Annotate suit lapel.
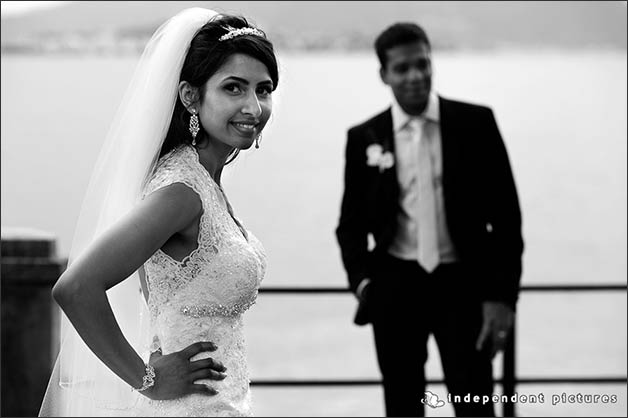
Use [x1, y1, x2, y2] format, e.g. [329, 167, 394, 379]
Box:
[439, 96, 461, 202]
[363, 109, 399, 222]
[368, 109, 397, 186]
[364, 108, 394, 152]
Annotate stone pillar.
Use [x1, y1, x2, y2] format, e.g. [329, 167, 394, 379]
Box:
[1, 227, 64, 417]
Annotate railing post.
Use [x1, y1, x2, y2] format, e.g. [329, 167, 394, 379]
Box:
[1, 227, 63, 417]
[502, 320, 516, 417]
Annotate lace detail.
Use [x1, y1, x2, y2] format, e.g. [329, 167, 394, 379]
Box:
[136, 145, 266, 416]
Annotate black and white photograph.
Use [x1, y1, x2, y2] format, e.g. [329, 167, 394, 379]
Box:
[1, 1, 626, 416]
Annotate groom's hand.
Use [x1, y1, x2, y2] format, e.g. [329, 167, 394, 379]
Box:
[475, 301, 514, 358]
[352, 278, 372, 326]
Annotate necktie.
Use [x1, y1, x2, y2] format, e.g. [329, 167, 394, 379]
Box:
[413, 118, 440, 272]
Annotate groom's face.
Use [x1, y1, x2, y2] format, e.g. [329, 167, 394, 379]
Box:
[380, 41, 432, 115]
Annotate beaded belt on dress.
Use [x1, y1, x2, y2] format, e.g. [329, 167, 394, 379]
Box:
[180, 300, 256, 318]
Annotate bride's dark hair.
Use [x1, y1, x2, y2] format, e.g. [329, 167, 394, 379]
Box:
[160, 14, 279, 161]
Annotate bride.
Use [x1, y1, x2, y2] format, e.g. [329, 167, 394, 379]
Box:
[39, 8, 278, 417]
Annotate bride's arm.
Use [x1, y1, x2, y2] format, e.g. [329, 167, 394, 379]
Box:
[53, 183, 224, 399]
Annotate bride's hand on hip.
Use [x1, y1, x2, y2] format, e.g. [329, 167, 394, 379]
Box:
[144, 341, 227, 400]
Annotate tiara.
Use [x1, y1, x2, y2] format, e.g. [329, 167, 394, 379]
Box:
[219, 26, 264, 42]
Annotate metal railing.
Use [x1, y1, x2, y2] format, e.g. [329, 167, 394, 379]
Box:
[252, 284, 628, 417]
[3, 232, 624, 417]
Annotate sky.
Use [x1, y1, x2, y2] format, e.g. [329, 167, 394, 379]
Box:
[1, 1, 70, 17]
[1, 0, 626, 17]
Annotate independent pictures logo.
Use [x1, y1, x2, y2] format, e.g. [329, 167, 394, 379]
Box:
[421, 391, 446, 409]
[420, 390, 619, 409]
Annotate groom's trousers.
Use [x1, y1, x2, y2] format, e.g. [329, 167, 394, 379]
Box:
[369, 252, 495, 417]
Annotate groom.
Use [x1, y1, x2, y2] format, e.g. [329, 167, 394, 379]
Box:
[335, 22, 524, 417]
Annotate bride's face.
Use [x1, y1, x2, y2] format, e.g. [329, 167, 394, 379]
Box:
[198, 53, 273, 151]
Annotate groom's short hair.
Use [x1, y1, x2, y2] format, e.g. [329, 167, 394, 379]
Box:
[375, 22, 431, 68]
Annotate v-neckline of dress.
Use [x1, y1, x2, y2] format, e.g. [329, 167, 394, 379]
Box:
[186, 145, 250, 242]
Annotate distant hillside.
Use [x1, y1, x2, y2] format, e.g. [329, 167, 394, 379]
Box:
[1, 1, 626, 53]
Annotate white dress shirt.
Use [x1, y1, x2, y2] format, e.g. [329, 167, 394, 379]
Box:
[387, 92, 459, 265]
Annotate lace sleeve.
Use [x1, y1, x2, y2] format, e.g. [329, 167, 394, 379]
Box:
[142, 147, 203, 200]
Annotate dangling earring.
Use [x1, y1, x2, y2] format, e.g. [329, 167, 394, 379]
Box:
[255, 134, 262, 149]
[189, 109, 200, 146]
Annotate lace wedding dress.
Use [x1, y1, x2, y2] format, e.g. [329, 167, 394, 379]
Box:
[135, 144, 266, 416]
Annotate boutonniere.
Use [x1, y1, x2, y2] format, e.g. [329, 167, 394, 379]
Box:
[366, 144, 394, 172]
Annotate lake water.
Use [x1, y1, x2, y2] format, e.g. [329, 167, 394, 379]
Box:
[1, 50, 626, 416]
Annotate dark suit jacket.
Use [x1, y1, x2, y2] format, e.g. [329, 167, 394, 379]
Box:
[335, 96, 524, 323]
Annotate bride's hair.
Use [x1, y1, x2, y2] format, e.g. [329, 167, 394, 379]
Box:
[161, 14, 279, 161]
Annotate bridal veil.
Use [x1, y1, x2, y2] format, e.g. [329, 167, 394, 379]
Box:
[39, 8, 219, 416]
